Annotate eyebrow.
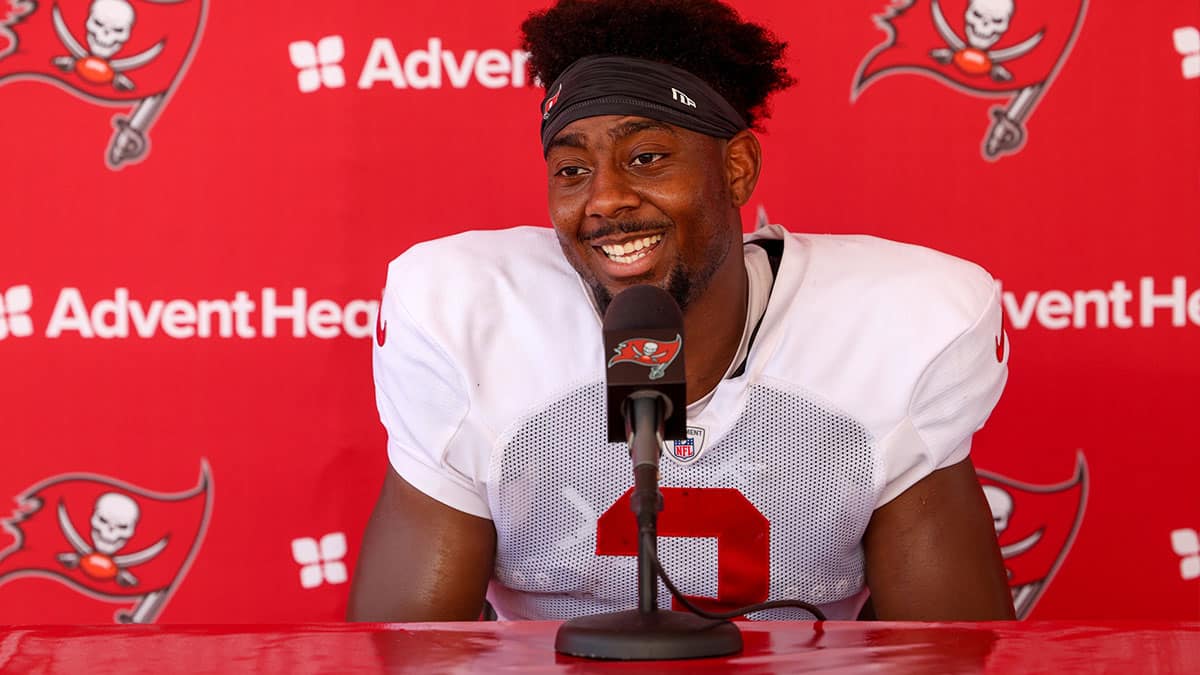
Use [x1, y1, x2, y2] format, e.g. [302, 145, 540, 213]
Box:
[546, 120, 678, 154]
[608, 119, 677, 142]
[546, 132, 588, 153]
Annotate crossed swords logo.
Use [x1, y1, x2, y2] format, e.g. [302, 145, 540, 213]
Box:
[49, 4, 163, 92]
[55, 493, 167, 588]
[41, 1, 175, 167]
[928, 0, 1048, 158]
[928, 0, 1043, 83]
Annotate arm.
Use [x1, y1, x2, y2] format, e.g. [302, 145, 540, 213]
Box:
[863, 456, 1014, 620]
[347, 465, 496, 622]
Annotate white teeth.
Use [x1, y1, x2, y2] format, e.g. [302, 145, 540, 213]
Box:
[609, 250, 649, 264]
[600, 234, 662, 262]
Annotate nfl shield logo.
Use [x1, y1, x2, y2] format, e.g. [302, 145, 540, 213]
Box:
[662, 426, 706, 465]
[671, 438, 695, 460]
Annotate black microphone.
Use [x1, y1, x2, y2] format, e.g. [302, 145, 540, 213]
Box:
[602, 285, 687, 444]
[556, 284, 743, 660]
[601, 284, 687, 616]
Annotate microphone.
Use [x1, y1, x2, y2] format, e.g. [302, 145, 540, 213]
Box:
[602, 285, 686, 617]
[555, 286, 744, 659]
[602, 285, 687, 444]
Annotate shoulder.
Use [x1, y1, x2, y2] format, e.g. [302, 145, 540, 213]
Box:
[765, 227, 999, 349]
[388, 226, 568, 297]
[385, 226, 582, 326]
[379, 226, 603, 425]
[750, 226, 1004, 437]
[795, 230, 995, 321]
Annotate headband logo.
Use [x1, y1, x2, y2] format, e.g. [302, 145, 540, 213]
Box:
[670, 87, 696, 109]
[543, 83, 563, 120]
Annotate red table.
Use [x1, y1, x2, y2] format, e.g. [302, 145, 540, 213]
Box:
[1, 621, 1197, 673]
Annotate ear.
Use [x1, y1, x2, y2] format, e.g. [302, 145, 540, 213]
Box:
[724, 130, 762, 208]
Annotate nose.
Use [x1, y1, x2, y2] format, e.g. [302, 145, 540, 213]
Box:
[585, 166, 640, 219]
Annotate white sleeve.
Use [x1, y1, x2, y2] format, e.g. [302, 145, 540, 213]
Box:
[373, 267, 492, 519]
[877, 281, 1009, 507]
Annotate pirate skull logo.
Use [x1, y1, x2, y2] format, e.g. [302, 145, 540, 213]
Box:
[964, 0, 1013, 50]
[91, 492, 138, 554]
[55, 492, 168, 587]
[983, 484, 1013, 534]
[50, 0, 166, 91]
[929, 0, 1044, 82]
[983, 484, 1043, 559]
[85, 0, 135, 59]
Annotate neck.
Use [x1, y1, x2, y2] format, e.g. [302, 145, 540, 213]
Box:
[683, 238, 748, 405]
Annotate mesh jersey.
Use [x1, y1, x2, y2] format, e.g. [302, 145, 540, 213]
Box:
[373, 224, 1009, 621]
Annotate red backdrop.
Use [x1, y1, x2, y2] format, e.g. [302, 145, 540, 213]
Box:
[1, 0, 1197, 623]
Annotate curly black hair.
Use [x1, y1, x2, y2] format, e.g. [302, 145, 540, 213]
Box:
[520, 0, 795, 131]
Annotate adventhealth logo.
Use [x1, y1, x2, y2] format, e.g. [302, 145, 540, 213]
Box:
[1, 286, 379, 340]
[1173, 528, 1199, 581]
[1175, 27, 1200, 80]
[291, 532, 348, 589]
[287, 35, 530, 93]
[289, 36, 348, 93]
[1000, 276, 1200, 330]
[0, 285, 34, 340]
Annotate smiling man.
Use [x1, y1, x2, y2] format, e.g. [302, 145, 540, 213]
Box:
[349, 0, 1015, 623]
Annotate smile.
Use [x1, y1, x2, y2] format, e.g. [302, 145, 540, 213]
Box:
[598, 234, 663, 265]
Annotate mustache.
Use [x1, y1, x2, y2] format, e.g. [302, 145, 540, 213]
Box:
[581, 220, 671, 243]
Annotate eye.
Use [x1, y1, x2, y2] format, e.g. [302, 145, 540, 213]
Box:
[554, 165, 589, 178]
[630, 152, 665, 167]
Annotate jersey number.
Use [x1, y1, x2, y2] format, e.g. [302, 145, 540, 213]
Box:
[595, 487, 770, 614]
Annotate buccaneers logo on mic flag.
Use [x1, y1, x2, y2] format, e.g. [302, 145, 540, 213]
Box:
[0, 0, 207, 168]
[0, 462, 213, 623]
[978, 452, 1088, 619]
[608, 335, 683, 380]
[853, 0, 1088, 159]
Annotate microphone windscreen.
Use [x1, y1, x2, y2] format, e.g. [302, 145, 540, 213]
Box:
[601, 285, 687, 442]
[602, 284, 684, 332]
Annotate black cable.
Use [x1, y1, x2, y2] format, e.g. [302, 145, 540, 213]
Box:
[650, 547, 827, 622]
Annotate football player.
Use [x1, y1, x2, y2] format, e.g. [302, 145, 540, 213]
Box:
[350, 0, 1015, 622]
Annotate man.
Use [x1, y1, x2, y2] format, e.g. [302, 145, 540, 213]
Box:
[349, 0, 1015, 622]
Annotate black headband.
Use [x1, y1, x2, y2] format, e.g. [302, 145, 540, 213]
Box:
[539, 55, 749, 156]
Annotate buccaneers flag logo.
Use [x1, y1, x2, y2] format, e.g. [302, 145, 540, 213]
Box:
[0, 462, 213, 623]
[978, 451, 1088, 619]
[608, 335, 683, 380]
[853, 0, 1088, 159]
[0, 0, 207, 168]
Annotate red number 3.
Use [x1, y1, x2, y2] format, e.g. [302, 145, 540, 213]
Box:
[595, 487, 770, 614]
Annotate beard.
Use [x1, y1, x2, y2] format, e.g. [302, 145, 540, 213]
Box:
[566, 218, 734, 316]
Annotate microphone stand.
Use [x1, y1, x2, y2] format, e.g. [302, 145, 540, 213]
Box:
[629, 394, 663, 615]
[555, 393, 743, 660]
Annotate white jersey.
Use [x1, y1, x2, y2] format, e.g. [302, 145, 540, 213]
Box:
[373, 224, 1008, 621]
